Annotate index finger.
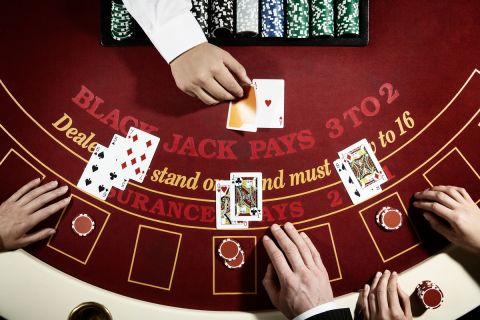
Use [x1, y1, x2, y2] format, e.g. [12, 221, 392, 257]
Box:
[214, 66, 244, 98]
[262, 235, 293, 279]
[270, 224, 305, 271]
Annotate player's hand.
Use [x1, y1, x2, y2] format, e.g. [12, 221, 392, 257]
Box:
[413, 186, 480, 254]
[357, 271, 412, 320]
[0, 178, 71, 252]
[170, 42, 251, 105]
[262, 223, 334, 319]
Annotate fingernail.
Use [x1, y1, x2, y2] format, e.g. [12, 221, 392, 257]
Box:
[284, 222, 293, 229]
[423, 212, 430, 221]
[49, 229, 56, 235]
[300, 232, 308, 238]
[385, 269, 390, 274]
[375, 271, 382, 277]
[271, 224, 280, 230]
[365, 284, 369, 290]
[50, 180, 58, 186]
[61, 185, 69, 192]
[263, 235, 270, 241]
[392, 271, 397, 276]
[64, 196, 72, 203]
[412, 201, 418, 206]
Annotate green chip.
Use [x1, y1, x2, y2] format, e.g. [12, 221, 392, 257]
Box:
[336, 0, 359, 36]
[287, 0, 309, 38]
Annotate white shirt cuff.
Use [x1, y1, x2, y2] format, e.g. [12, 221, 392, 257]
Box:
[149, 11, 207, 63]
[293, 302, 338, 320]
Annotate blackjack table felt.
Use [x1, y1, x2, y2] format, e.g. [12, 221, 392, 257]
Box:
[0, 0, 479, 312]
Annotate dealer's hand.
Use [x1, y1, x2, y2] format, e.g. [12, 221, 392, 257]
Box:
[0, 178, 70, 252]
[414, 186, 480, 255]
[170, 42, 251, 105]
[262, 222, 334, 319]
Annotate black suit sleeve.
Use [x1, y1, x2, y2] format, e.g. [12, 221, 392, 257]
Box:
[305, 308, 353, 320]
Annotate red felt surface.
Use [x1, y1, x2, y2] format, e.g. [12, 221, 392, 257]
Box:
[0, 0, 479, 312]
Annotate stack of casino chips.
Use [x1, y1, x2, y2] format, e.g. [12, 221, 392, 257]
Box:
[210, 0, 235, 38]
[416, 280, 444, 309]
[261, 0, 284, 37]
[376, 206, 403, 231]
[72, 213, 95, 237]
[237, 0, 259, 37]
[110, 0, 134, 41]
[191, 0, 209, 36]
[311, 0, 335, 37]
[218, 238, 245, 269]
[286, 0, 310, 38]
[336, 0, 360, 36]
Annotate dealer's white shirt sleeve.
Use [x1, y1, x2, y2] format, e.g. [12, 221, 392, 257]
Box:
[293, 302, 339, 320]
[122, 0, 207, 63]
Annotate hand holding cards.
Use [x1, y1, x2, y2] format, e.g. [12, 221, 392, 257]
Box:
[77, 127, 160, 200]
[227, 79, 284, 132]
[334, 139, 387, 205]
[215, 172, 263, 229]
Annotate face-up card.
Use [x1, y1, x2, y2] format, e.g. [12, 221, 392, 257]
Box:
[226, 85, 258, 132]
[118, 128, 160, 183]
[215, 180, 249, 229]
[338, 139, 388, 190]
[107, 134, 129, 190]
[229, 172, 262, 221]
[77, 144, 114, 200]
[253, 79, 284, 128]
[334, 159, 381, 205]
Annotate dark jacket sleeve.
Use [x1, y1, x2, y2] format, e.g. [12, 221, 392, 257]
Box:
[305, 308, 353, 320]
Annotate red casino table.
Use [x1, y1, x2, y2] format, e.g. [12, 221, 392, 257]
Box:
[0, 0, 479, 313]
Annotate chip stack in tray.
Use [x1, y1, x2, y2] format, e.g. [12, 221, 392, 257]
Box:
[261, 0, 284, 37]
[110, 0, 134, 41]
[311, 0, 335, 37]
[376, 206, 403, 231]
[191, 0, 209, 36]
[336, 0, 360, 36]
[416, 281, 444, 309]
[210, 0, 235, 37]
[237, 0, 259, 37]
[286, 0, 310, 38]
[218, 238, 245, 269]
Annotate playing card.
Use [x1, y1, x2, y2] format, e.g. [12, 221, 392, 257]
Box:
[118, 127, 160, 183]
[338, 139, 388, 190]
[77, 144, 114, 200]
[230, 172, 263, 221]
[215, 180, 249, 229]
[226, 85, 257, 132]
[334, 159, 381, 205]
[107, 134, 129, 190]
[253, 79, 284, 128]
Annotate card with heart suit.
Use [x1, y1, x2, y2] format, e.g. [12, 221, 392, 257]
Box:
[338, 139, 388, 191]
[215, 180, 249, 229]
[77, 144, 115, 200]
[253, 79, 284, 128]
[107, 134, 130, 190]
[226, 85, 257, 132]
[118, 127, 160, 183]
[230, 172, 263, 221]
[334, 159, 382, 205]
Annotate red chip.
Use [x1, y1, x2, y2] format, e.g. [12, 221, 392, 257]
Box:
[416, 280, 444, 309]
[72, 214, 95, 236]
[224, 249, 245, 269]
[218, 239, 241, 261]
[376, 207, 402, 231]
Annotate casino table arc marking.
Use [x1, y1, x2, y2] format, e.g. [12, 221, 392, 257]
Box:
[0, 70, 479, 230]
[0, 72, 478, 204]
